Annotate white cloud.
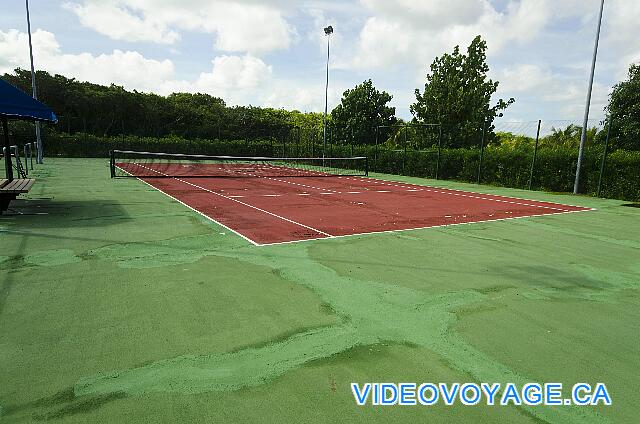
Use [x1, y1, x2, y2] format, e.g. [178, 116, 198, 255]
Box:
[63, 0, 295, 54]
[63, 1, 179, 44]
[495, 63, 610, 119]
[0, 28, 330, 112]
[0, 29, 174, 91]
[349, 0, 551, 71]
[360, 0, 485, 30]
[602, 0, 640, 78]
[497, 64, 554, 94]
[4, 1, 639, 121]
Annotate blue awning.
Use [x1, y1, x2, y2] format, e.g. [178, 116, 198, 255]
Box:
[0, 78, 57, 123]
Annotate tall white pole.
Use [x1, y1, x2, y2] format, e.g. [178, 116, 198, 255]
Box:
[574, 0, 605, 194]
[26, 0, 43, 164]
[323, 26, 332, 162]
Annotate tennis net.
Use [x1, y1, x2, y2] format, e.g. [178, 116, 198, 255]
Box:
[110, 150, 368, 178]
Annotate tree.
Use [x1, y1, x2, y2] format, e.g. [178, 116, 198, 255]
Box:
[330, 79, 396, 145]
[411, 36, 514, 148]
[541, 124, 601, 149]
[604, 63, 640, 150]
[2, 67, 337, 144]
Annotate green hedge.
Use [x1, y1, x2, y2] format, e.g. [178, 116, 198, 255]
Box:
[34, 132, 640, 201]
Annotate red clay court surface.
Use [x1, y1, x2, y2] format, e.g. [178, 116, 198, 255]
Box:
[116, 162, 594, 246]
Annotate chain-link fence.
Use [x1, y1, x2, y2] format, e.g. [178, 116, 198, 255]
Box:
[3, 117, 638, 201]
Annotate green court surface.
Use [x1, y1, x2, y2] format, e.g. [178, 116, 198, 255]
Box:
[1, 158, 638, 423]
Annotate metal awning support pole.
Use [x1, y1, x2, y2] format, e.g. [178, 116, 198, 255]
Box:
[2, 117, 14, 181]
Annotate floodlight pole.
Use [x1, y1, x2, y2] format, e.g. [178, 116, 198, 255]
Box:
[323, 26, 333, 164]
[574, 0, 605, 194]
[26, 0, 43, 164]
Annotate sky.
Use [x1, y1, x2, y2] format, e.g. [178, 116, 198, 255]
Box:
[1, 0, 638, 125]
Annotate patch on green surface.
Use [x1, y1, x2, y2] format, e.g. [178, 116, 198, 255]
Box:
[89, 235, 225, 268]
[23, 249, 81, 267]
[0, 255, 9, 264]
[67, 243, 604, 423]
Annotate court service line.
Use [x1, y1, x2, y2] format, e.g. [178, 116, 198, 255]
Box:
[263, 176, 342, 194]
[211, 188, 417, 199]
[132, 163, 334, 239]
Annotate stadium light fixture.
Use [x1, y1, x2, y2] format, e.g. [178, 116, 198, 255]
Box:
[25, 0, 43, 164]
[323, 26, 333, 162]
[574, 0, 605, 194]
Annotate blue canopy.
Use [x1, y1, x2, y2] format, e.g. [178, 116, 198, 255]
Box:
[0, 78, 57, 122]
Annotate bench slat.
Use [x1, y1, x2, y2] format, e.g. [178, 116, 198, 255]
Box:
[0, 178, 36, 193]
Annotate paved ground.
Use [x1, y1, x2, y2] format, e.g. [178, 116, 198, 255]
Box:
[1, 158, 638, 423]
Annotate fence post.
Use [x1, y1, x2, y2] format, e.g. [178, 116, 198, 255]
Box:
[435, 124, 442, 179]
[597, 116, 613, 197]
[282, 130, 287, 157]
[269, 132, 273, 155]
[403, 125, 407, 175]
[528, 119, 542, 190]
[374, 126, 379, 167]
[476, 120, 487, 184]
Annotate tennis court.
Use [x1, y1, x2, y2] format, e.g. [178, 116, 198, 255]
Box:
[2, 158, 638, 424]
[113, 150, 593, 245]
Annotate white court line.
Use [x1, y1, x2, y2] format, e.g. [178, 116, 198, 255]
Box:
[340, 176, 596, 211]
[115, 165, 260, 246]
[264, 176, 341, 193]
[257, 208, 594, 247]
[339, 176, 593, 212]
[129, 163, 334, 240]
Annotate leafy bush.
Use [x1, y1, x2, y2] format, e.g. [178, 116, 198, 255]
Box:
[26, 132, 640, 202]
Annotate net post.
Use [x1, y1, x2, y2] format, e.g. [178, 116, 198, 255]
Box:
[109, 150, 115, 178]
[597, 115, 612, 197]
[365, 156, 369, 177]
[528, 120, 542, 190]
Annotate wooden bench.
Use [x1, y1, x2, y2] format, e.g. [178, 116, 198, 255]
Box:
[0, 178, 35, 213]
